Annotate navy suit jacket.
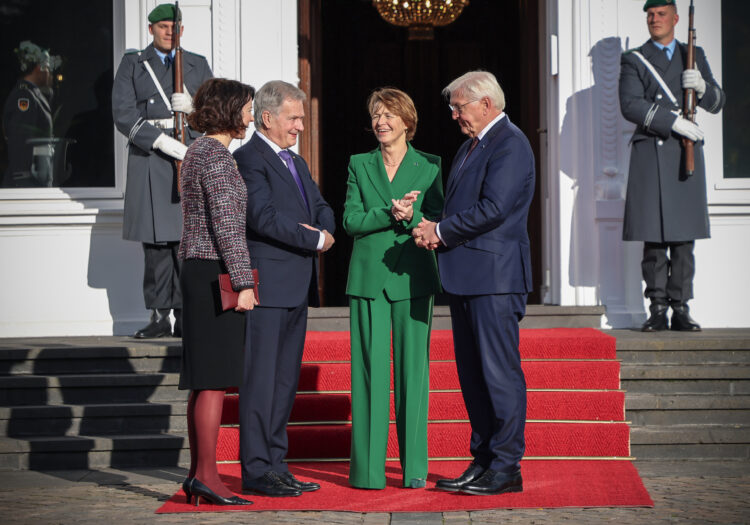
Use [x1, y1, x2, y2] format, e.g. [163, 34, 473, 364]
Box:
[437, 116, 535, 296]
[233, 132, 335, 308]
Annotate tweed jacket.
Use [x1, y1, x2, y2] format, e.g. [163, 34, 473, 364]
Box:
[178, 136, 253, 290]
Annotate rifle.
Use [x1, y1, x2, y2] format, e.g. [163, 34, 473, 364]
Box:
[172, 1, 186, 191]
[682, 0, 696, 177]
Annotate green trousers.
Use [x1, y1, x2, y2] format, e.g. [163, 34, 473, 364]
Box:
[348, 292, 433, 489]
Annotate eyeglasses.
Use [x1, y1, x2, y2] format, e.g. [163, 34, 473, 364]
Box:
[448, 99, 479, 115]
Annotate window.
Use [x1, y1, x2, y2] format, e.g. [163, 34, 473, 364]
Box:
[721, 0, 750, 179]
[0, 0, 114, 189]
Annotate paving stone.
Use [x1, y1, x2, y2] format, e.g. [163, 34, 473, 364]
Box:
[0, 461, 748, 524]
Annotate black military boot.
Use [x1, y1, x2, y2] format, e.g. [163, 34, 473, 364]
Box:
[670, 302, 702, 332]
[134, 309, 172, 338]
[641, 301, 669, 332]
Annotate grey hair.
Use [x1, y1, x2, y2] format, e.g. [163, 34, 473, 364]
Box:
[442, 70, 505, 112]
[253, 80, 307, 131]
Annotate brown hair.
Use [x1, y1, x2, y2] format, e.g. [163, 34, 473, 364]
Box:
[187, 78, 255, 136]
[367, 87, 418, 141]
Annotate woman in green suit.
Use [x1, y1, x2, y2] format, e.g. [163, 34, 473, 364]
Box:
[344, 87, 443, 489]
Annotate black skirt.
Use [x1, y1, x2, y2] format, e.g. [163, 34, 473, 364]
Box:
[178, 258, 245, 390]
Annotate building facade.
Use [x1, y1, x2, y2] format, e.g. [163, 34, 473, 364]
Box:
[0, 0, 746, 337]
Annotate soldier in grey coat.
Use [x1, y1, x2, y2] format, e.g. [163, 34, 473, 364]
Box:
[2, 41, 60, 188]
[112, 3, 212, 338]
[619, 0, 725, 332]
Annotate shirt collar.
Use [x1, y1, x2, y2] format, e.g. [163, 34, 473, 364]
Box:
[476, 112, 505, 141]
[651, 39, 676, 57]
[153, 47, 175, 64]
[256, 129, 285, 155]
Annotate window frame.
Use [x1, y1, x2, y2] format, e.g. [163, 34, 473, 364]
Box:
[0, 0, 126, 203]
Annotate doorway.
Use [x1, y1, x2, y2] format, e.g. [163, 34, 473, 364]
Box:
[300, 0, 542, 305]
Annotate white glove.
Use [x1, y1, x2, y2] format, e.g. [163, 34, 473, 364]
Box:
[171, 92, 194, 114]
[681, 69, 706, 99]
[153, 133, 188, 160]
[671, 117, 704, 142]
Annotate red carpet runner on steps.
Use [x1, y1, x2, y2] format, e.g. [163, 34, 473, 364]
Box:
[158, 328, 653, 513]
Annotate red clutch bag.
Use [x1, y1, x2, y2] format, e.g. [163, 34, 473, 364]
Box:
[218, 270, 259, 311]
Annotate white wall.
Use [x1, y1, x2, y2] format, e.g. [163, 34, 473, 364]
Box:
[0, 0, 299, 337]
[550, 0, 749, 328]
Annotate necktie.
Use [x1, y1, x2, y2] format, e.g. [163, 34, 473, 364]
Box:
[458, 137, 479, 171]
[278, 150, 310, 210]
[164, 54, 173, 67]
[663, 47, 671, 61]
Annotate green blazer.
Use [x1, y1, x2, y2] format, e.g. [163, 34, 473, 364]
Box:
[344, 144, 444, 301]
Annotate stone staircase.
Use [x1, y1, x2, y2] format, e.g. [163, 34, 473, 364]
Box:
[618, 329, 750, 461]
[0, 340, 187, 470]
[1, 311, 748, 470]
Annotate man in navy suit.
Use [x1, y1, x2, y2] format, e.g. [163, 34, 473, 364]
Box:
[413, 71, 535, 495]
[234, 80, 335, 497]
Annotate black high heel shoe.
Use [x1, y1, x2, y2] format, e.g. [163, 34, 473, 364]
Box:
[182, 477, 194, 504]
[190, 478, 253, 506]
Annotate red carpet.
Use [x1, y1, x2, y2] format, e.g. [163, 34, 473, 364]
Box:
[156, 460, 653, 513]
[159, 328, 652, 512]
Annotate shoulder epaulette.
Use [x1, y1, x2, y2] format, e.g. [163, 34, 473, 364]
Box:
[183, 50, 207, 60]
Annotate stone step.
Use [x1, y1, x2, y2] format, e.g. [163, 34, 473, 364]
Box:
[631, 443, 750, 461]
[621, 364, 750, 380]
[621, 379, 750, 395]
[0, 344, 180, 376]
[308, 305, 606, 330]
[0, 373, 186, 406]
[0, 403, 187, 437]
[612, 329, 750, 352]
[630, 424, 750, 460]
[618, 349, 750, 365]
[627, 408, 750, 426]
[625, 393, 750, 410]
[625, 393, 750, 425]
[0, 434, 188, 470]
[630, 424, 750, 445]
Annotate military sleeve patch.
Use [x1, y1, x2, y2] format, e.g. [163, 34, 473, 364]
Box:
[18, 98, 30, 112]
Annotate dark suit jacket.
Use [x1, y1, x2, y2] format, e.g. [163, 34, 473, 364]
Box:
[437, 116, 535, 296]
[233, 132, 335, 308]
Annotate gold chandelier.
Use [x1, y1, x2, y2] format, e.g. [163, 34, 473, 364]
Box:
[373, 0, 470, 41]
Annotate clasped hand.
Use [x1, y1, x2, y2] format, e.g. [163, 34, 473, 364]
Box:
[300, 223, 335, 252]
[391, 190, 420, 222]
[412, 217, 441, 251]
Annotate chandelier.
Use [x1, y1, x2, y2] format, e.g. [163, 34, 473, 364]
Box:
[373, 0, 470, 41]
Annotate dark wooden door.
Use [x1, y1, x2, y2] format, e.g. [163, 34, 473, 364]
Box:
[300, 0, 542, 305]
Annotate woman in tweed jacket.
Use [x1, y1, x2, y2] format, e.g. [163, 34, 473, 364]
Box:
[177, 78, 256, 506]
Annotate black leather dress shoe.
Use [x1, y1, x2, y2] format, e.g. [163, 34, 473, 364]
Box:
[243, 471, 302, 497]
[134, 309, 172, 338]
[670, 303, 702, 331]
[278, 471, 320, 492]
[435, 461, 486, 492]
[460, 469, 523, 496]
[641, 302, 668, 332]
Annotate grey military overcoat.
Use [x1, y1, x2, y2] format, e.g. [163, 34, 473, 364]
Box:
[619, 40, 725, 243]
[112, 44, 212, 243]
